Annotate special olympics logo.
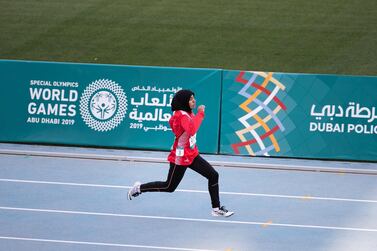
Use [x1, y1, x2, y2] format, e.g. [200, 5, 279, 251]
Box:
[80, 79, 127, 132]
[90, 91, 117, 120]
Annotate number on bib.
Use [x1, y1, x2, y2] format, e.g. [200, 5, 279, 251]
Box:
[176, 147, 184, 157]
[189, 134, 197, 149]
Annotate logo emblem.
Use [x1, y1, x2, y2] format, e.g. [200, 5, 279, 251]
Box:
[231, 71, 287, 156]
[80, 79, 127, 132]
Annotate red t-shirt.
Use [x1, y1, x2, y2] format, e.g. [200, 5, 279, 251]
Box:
[167, 110, 205, 165]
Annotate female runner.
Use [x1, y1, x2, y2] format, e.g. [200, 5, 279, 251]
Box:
[128, 89, 233, 217]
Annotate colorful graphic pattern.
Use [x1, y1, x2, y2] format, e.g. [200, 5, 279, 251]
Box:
[231, 71, 287, 156]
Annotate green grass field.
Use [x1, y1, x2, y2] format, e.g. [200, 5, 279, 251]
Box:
[0, 0, 376, 75]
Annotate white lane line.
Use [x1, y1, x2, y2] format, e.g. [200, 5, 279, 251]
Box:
[0, 236, 218, 251]
[1, 206, 376, 233]
[0, 178, 127, 189]
[0, 149, 127, 161]
[1, 178, 377, 204]
[2, 148, 376, 175]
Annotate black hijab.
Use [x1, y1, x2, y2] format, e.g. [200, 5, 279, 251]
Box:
[171, 89, 194, 113]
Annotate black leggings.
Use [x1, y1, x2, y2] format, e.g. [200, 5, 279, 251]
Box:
[140, 155, 220, 208]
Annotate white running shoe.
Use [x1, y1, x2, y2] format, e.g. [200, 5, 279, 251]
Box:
[127, 181, 141, 200]
[211, 206, 234, 217]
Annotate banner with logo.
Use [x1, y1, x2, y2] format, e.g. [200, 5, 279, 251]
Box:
[0, 60, 222, 153]
[220, 70, 377, 161]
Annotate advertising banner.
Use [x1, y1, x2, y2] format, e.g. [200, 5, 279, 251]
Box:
[0, 60, 221, 153]
[220, 70, 377, 161]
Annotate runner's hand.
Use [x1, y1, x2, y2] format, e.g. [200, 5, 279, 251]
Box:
[198, 105, 205, 113]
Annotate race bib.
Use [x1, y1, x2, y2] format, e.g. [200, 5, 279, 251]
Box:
[176, 147, 184, 157]
[189, 134, 197, 149]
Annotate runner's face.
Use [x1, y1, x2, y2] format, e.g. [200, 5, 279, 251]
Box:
[189, 95, 196, 109]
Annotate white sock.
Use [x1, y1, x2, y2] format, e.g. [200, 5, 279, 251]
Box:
[213, 207, 219, 211]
